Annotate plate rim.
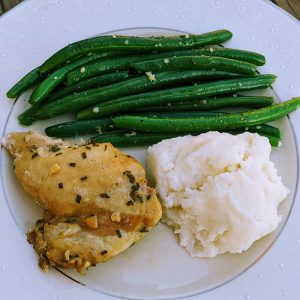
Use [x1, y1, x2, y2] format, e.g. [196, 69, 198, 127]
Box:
[1, 1, 300, 299]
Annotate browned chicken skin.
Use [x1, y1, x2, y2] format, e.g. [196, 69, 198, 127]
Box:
[4, 132, 162, 273]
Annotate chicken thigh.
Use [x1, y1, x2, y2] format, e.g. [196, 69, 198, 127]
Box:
[4, 132, 162, 273]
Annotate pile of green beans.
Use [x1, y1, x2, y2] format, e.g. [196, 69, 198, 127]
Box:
[7, 29, 300, 147]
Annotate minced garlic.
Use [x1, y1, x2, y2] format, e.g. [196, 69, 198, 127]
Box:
[145, 71, 156, 81]
[111, 212, 121, 222]
[84, 215, 98, 228]
[49, 163, 61, 175]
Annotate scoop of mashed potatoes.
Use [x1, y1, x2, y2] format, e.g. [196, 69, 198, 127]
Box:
[147, 132, 289, 257]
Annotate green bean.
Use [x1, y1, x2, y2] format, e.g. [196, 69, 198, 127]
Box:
[77, 75, 276, 119]
[7, 68, 42, 98]
[18, 105, 41, 126]
[242, 124, 281, 138]
[136, 111, 227, 117]
[29, 52, 117, 105]
[66, 47, 260, 84]
[67, 50, 242, 85]
[66, 54, 151, 85]
[67, 48, 265, 85]
[45, 118, 115, 137]
[189, 47, 265, 66]
[130, 96, 274, 112]
[134, 112, 280, 138]
[39, 30, 233, 73]
[90, 132, 183, 146]
[90, 130, 281, 147]
[34, 70, 243, 120]
[47, 71, 134, 101]
[131, 56, 257, 75]
[112, 97, 300, 133]
[44, 112, 223, 137]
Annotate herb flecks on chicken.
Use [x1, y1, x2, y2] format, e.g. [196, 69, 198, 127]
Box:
[4, 132, 162, 273]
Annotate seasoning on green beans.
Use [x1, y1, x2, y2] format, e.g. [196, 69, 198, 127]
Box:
[40, 30, 233, 73]
[77, 75, 276, 119]
[131, 56, 257, 75]
[45, 118, 115, 137]
[130, 96, 274, 113]
[29, 52, 119, 105]
[48, 71, 135, 101]
[7, 68, 42, 99]
[90, 127, 281, 148]
[33, 70, 243, 120]
[112, 97, 300, 133]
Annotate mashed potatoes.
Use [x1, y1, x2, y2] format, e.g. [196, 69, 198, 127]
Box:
[147, 132, 289, 257]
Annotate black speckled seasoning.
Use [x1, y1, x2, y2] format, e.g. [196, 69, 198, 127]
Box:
[140, 226, 149, 233]
[75, 195, 81, 203]
[123, 170, 135, 183]
[116, 229, 122, 238]
[126, 200, 134, 206]
[49, 145, 61, 152]
[100, 193, 110, 198]
[31, 153, 39, 159]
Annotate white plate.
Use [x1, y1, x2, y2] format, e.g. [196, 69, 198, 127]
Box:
[1, 1, 300, 299]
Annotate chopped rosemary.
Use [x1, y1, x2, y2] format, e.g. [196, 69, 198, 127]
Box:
[123, 170, 135, 183]
[80, 176, 88, 181]
[126, 200, 134, 206]
[135, 195, 144, 203]
[69, 162, 76, 167]
[82, 152, 87, 159]
[140, 227, 149, 233]
[101, 250, 108, 255]
[75, 195, 81, 203]
[100, 193, 110, 198]
[31, 153, 39, 159]
[58, 182, 63, 189]
[85, 146, 91, 150]
[49, 145, 61, 152]
[130, 182, 140, 199]
[116, 229, 122, 238]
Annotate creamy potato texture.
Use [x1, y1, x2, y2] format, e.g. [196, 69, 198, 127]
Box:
[148, 132, 289, 257]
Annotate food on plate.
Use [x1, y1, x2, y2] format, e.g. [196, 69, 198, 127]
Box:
[3, 131, 162, 272]
[76, 75, 276, 119]
[28, 52, 116, 105]
[66, 51, 258, 85]
[38, 30, 233, 73]
[33, 70, 248, 120]
[7, 29, 300, 149]
[89, 123, 281, 147]
[131, 55, 257, 75]
[45, 110, 281, 145]
[147, 131, 289, 257]
[113, 97, 300, 133]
